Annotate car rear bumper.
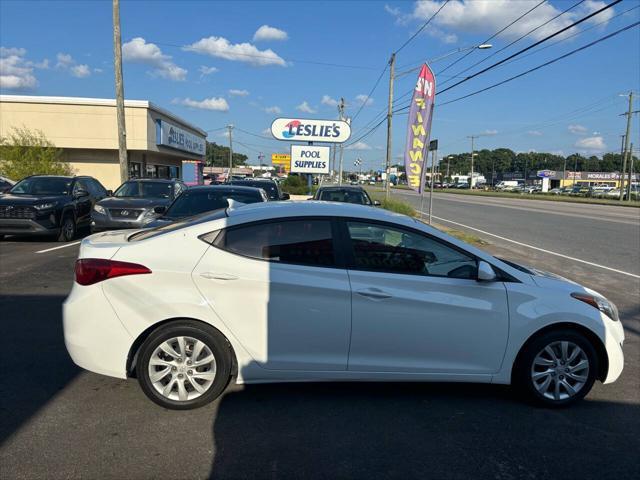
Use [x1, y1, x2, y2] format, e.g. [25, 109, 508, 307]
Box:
[63, 282, 133, 379]
[0, 218, 56, 236]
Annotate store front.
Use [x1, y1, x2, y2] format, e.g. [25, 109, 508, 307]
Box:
[0, 95, 206, 189]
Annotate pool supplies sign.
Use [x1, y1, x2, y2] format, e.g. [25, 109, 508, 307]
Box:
[156, 120, 206, 156]
[271, 118, 351, 143]
[404, 63, 436, 193]
[290, 145, 330, 174]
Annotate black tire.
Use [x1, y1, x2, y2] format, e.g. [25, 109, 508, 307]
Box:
[513, 329, 598, 407]
[136, 320, 232, 410]
[57, 213, 76, 242]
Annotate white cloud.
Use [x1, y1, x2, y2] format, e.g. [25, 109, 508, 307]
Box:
[123, 37, 187, 81]
[228, 89, 249, 96]
[346, 141, 372, 150]
[173, 97, 229, 111]
[296, 101, 316, 114]
[198, 65, 218, 76]
[393, 0, 616, 43]
[56, 53, 74, 68]
[70, 64, 91, 78]
[321, 95, 339, 107]
[265, 106, 282, 114]
[575, 136, 606, 151]
[0, 47, 38, 89]
[355, 94, 374, 107]
[185, 36, 286, 67]
[527, 130, 543, 136]
[483, 129, 498, 135]
[568, 124, 588, 135]
[384, 4, 401, 16]
[253, 25, 289, 42]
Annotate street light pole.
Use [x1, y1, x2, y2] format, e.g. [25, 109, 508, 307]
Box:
[619, 91, 633, 200]
[385, 53, 396, 200]
[467, 135, 478, 189]
[338, 98, 345, 186]
[226, 124, 234, 182]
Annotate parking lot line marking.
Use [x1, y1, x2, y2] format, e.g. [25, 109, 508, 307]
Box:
[36, 241, 81, 254]
[424, 213, 640, 279]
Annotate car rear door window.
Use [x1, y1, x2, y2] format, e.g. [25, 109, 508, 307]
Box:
[345, 221, 477, 279]
[214, 219, 336, 267]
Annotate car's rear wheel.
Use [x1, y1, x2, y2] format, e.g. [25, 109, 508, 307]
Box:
[57, 214, 76, 242]
[136, 321, 232, 410]
[514, 329, 598, 407]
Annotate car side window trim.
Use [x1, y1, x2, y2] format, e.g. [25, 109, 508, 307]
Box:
[208, 216, 346, 270]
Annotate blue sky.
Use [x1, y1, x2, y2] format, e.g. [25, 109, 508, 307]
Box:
[1, 0, 639, 170]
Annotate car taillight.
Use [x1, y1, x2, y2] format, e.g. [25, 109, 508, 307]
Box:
[75, 258, 151, 286]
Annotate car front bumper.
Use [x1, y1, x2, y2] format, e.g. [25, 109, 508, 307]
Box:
[602, 316, 625, 384]
[91, 211, 155, 232]
[0, 218, 57, 236]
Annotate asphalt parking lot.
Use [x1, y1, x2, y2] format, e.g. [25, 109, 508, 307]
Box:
[1, 207, 639, 479]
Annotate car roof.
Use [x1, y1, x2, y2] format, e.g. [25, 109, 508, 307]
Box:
[317, 185, 365, 191]
[184, 185, 264, 193]
[125, 178, 176, 183]
[231, 179, 277, 184]
[227, 200, 416, 227]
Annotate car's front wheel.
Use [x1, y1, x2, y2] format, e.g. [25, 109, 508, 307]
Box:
[57, 214, 76, 242]
[514, 329, 598, 407]
[136, 321, 232, 410]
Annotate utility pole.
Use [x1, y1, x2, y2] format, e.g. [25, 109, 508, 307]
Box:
[385, 53, 396, 200]
[428, 148, 437, 224]
[227, 124, 234, 182]
[112, 0, 128, 183]
[562, 156, 567, 188]
[619, 91, 634, 200]
[338, 98, 345, 185]
[628, 142, 634, 201]
[467, 135, 478, 189]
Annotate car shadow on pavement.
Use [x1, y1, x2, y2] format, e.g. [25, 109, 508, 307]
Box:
[0, 294, 79, 443]
[209, 367, 640, 480]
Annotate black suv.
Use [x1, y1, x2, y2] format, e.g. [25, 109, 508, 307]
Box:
[0, 175, 109, 241]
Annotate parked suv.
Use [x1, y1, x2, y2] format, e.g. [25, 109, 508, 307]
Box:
[91, 178, 186, 232]
[0, 176, 15, 193]
[0, 175, 109, 241]
[229, 178, 290, 201]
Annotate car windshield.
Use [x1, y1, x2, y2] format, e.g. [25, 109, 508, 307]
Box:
[164, 189, 263, 219]
[231, 181, 278, 200]
[10, 177, 72, 195]
[318, 189, 370, 205]
[114, 181, 173, 198]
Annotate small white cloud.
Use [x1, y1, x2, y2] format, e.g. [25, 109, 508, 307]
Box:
[70, 64, 91, 78]
[123, 37, 187, 81]
[527, 130, 543, 136]
[174, 97, 229, 111]
[384, 4, 401, 16]
[321, 95, 339, 107]
[56, 53, 74, 68]
[575, 136, 606, 151]
[346, 141, 372, 151]
[185, 36, 286, 67]
[265, 106, 282, 114]
[228, 89, 249, 96]
[355, 94, 374, 107]
[296, 101, 316, 114]
[0, 47, 38, 89]
[483, 129, 498, 135]
[198, 65, 219, 76]
[568, 124, 588, 135]
[253, 25, 289, 42]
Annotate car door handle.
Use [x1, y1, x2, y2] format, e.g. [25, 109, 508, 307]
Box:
[199, 272, 238, 281]
[356, 289, 392, 300]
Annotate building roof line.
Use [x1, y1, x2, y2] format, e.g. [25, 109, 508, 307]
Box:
[0, 94, 207, 137]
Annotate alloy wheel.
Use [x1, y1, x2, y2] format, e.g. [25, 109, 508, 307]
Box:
[531, 341, 589, 401]
[147, 336, 217, 402]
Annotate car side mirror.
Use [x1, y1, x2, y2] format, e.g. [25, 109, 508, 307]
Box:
[477, 261, 497, 281]
[373, 200, 381, 206]
[74, 189, 89, 198]
[106, 190, 113, 196]
[153, 206, 167, 214]
[281, 193, 290, 200]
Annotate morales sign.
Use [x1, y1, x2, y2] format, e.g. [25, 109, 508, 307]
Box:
[156, 120, 206, 156]
[404, 63, 436, 193]
[271, 118, 351, 143]
[271, 153, 291, 174]
[290, 145, 330, 174]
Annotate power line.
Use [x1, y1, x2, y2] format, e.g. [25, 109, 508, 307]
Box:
[438, 0, 548, 75]
[436, 0, 621, 96]
[437, 22, 640, 107]
[394, 0, 451, 54]
[351, 63, 388, 121]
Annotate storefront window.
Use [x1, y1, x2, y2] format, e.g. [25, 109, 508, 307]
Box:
[146, 164, 158, 178]
[157, 165, 169, 179]
[129, 162, 142, 179]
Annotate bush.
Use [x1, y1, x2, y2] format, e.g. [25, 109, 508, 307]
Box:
[0, 127, 71, 181]
[374, 196, 417, 217]
[281, 175, 316, 195]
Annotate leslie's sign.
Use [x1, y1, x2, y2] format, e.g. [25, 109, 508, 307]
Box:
[271, 118, 351, 143]
[156, 120, 206, 156]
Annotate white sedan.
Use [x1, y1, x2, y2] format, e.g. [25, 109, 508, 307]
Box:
[63, 202, 624, 409]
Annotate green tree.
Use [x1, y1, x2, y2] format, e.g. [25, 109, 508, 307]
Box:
[0, 127, 71, 180]
[205, 141, 248, 167]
